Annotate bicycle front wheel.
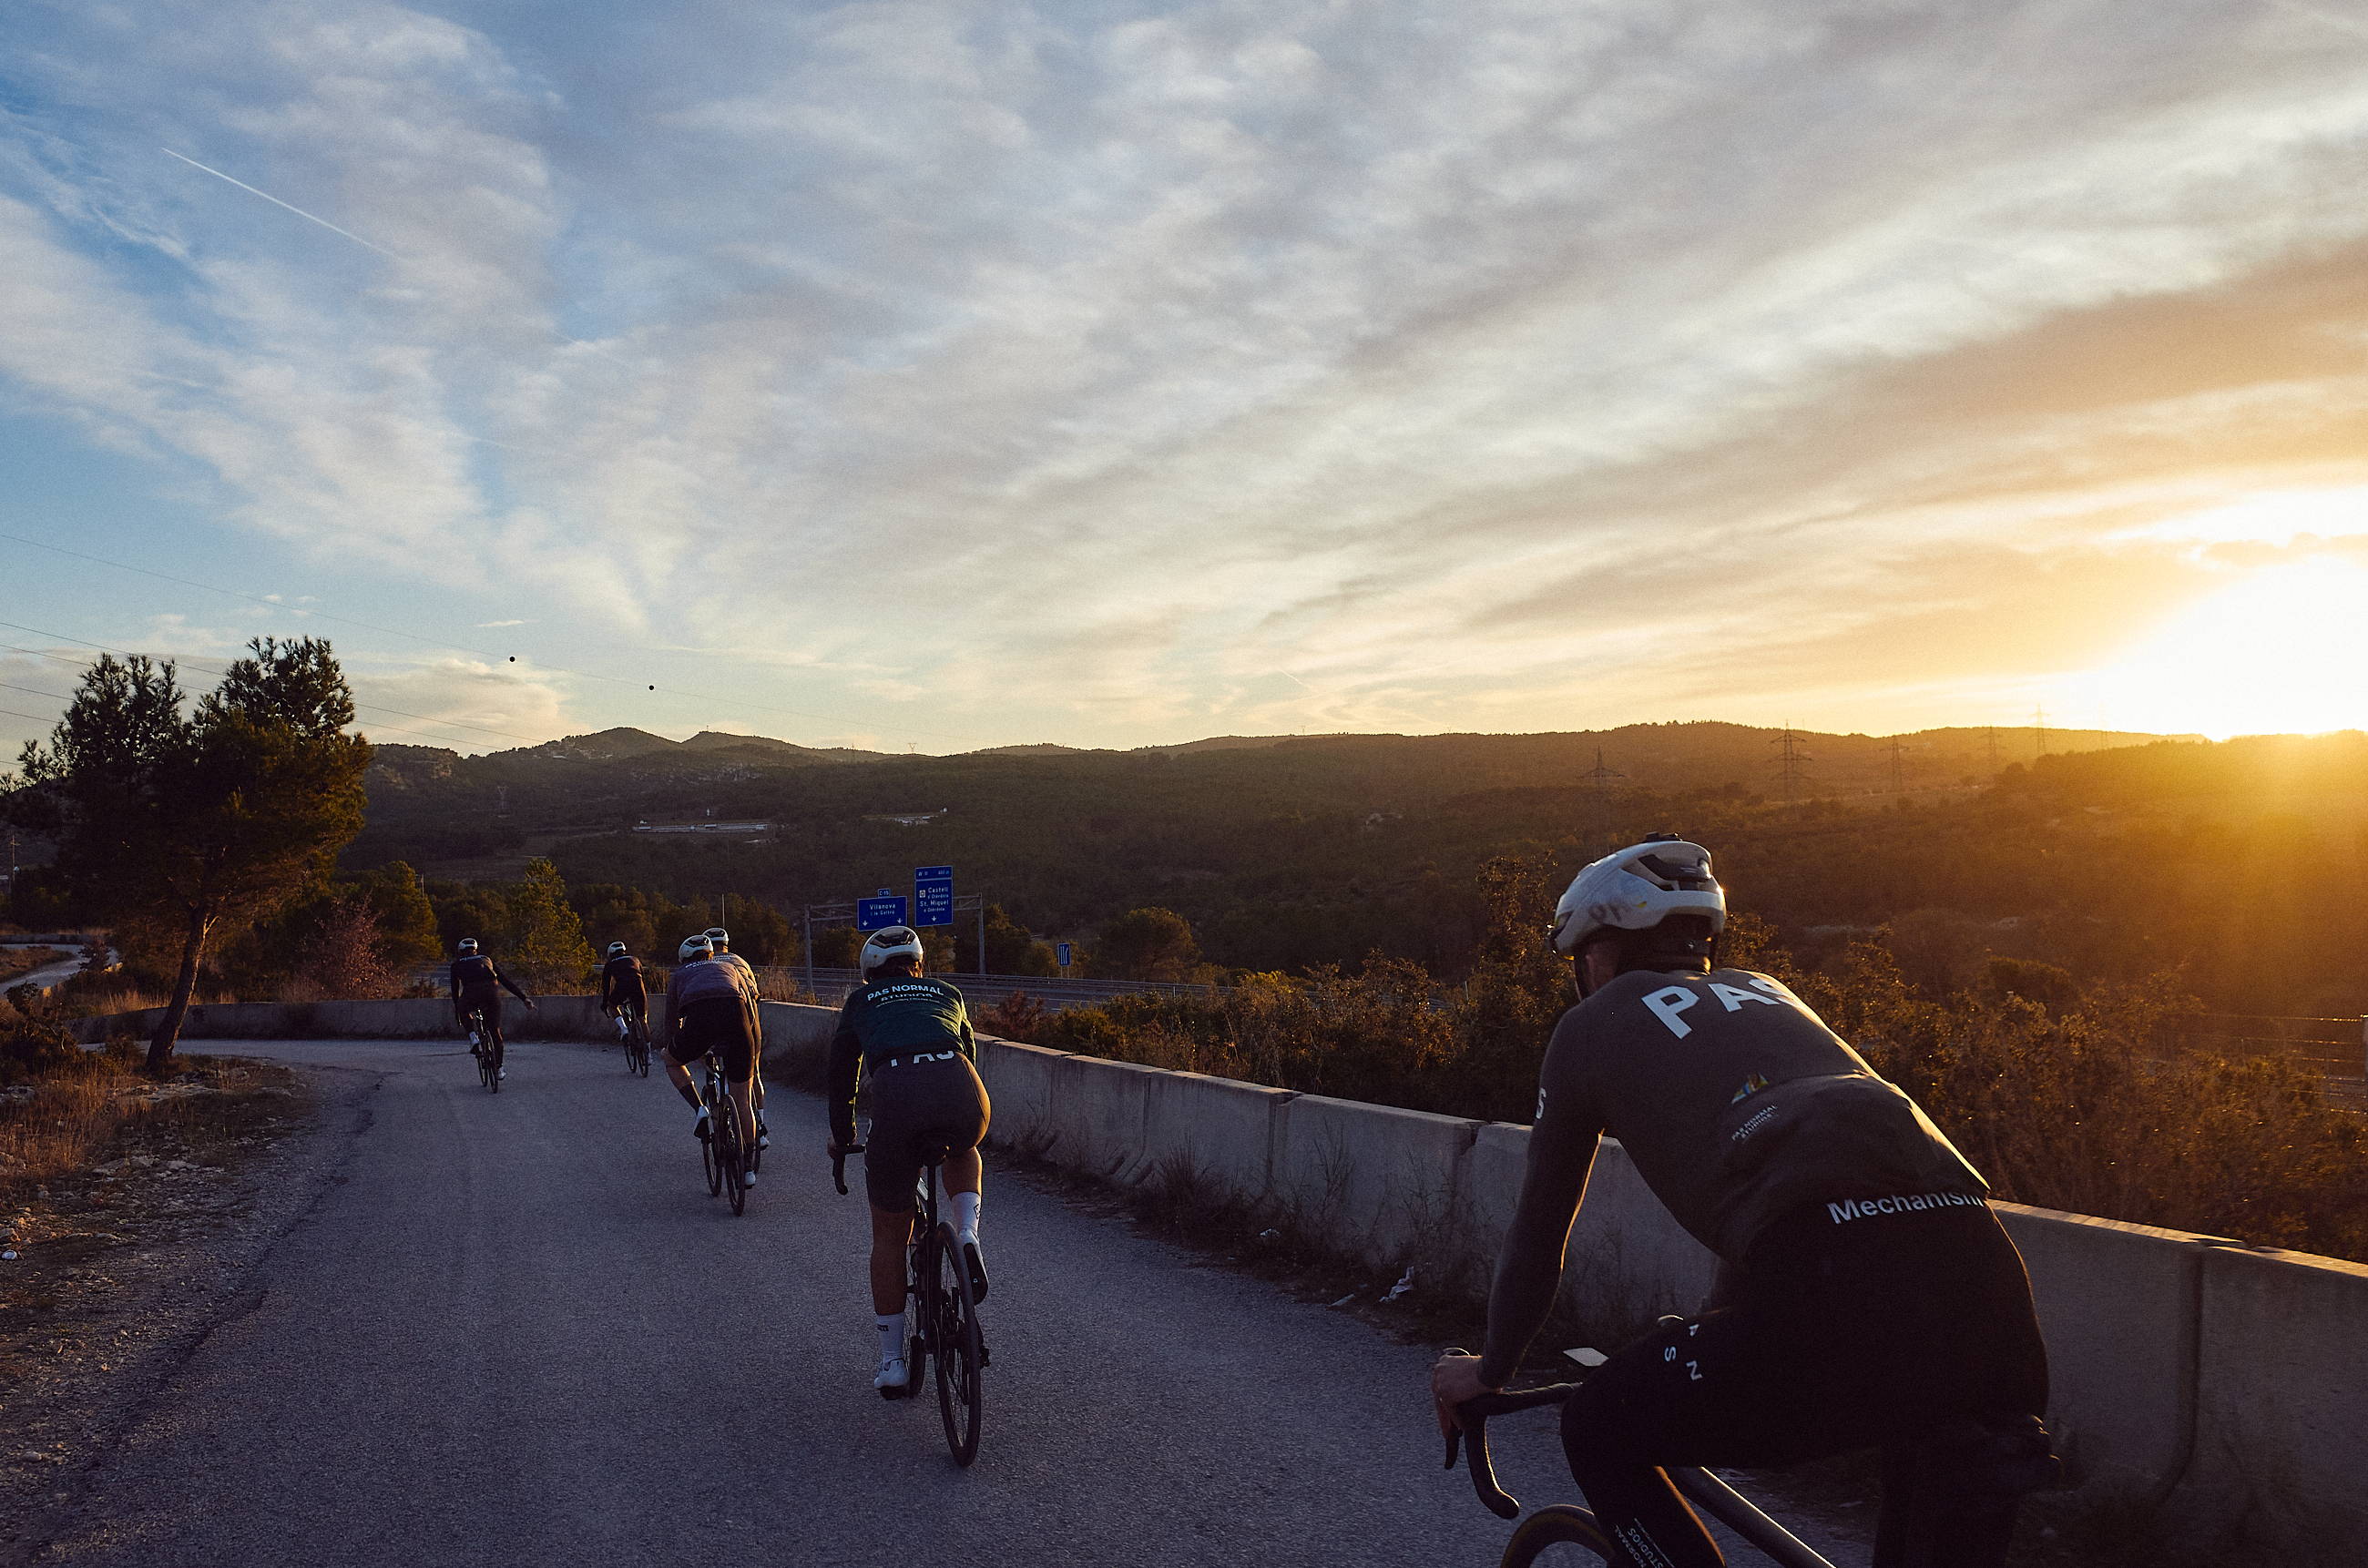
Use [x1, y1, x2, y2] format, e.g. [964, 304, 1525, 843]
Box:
[1500, 1505, 1613, 1566]
[932, 1221, 983, 1464]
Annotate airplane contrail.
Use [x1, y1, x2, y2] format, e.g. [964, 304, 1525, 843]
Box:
[161, 148, 404, 261]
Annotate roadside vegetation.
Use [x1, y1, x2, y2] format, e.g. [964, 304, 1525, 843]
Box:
[0, 983, 302, 1211]
[996, 858, 2368, 1264]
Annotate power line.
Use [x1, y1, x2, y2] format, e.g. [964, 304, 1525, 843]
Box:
[1580, 745, 1625, 852]
[1770, 726, 1812, 808]
[1885, 737, 1908, 794]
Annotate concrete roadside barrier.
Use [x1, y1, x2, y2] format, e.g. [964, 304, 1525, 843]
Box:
[1049, 1054, 1167, 1181]
[2191, 1242, 2368, 1553]
[1138, 1070, 1295, 1204]
[1271, 1093, 1480, 1268]
[1994, 1207, 2216, 1502]
[973, 1037, 1067, 1153]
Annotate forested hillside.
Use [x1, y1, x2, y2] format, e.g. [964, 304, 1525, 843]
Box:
[329, 718, 2368, 1015]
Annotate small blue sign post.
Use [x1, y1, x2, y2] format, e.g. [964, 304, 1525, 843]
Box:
[857, 891, 908, 931]
[1056, 941, 1073, 973]
[914, 864, 955, 928]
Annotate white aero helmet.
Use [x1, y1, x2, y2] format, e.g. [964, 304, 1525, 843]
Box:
[456, 937, 479, 956]
[607, 941, 628, 957]
[1551, 835, 1725, 956]
[703, 926, 730, 951]
[679, 933, 715, 962]
[860, 925, 924, 975]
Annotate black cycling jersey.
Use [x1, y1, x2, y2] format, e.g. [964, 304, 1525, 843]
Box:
[826, 975, 975, 1149]
[599, 954, 647, 1009]
[1480, 965, 1985, 1386]
[448, 953, 529, 1006]
[1479, 963, 2049, 1568]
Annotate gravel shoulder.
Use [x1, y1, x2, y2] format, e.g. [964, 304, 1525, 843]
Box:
[0, 1062, 375, 1565]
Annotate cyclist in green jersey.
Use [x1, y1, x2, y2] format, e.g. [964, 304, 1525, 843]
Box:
[823, 926, 991, 1392]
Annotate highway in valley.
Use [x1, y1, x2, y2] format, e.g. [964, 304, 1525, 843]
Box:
[17, 1038, 1863, 1567]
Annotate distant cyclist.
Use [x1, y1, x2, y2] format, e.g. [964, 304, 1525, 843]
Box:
[448, 938, 534, 1077]
[703, 926, 768, 1149]
[598, 941, 648, 1039]
[823, 926, 991, 1393]
[1430, 837, 2055, 1568]
[659, 932, 761, 1189]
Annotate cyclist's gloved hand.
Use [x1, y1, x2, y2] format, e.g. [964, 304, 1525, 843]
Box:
[1430, 1350, 1495, 1435]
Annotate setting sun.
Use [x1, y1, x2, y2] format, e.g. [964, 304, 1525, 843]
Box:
[2067, 556, 2368, 739]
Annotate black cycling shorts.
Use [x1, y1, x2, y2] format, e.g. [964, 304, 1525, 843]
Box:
[1560, 1198, 2049, 1568]
[863, 1055, 990, 1213]
[456, 983, 505, 1034]
[668, 995, 755, 1079]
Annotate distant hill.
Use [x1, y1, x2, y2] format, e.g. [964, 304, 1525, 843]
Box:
[348, 718, 2368, 1013]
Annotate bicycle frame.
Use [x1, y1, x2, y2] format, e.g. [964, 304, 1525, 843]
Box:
[1449, 1380, 1835, 1568]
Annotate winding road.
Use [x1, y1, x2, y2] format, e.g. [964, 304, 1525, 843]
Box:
[26, 1037, 1862, 1567]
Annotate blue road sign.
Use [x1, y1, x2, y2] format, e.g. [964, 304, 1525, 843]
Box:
[857, 895, 908, 931]
[1056, 941, 1073, 968]
[914, 864, 954, 927]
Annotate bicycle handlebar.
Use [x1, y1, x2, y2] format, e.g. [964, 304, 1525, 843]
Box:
[1442, 1359, 1584, 1521]
[832, 1143, 865, 1196]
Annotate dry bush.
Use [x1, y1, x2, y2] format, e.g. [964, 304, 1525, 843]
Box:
[1044, 899, 2368, 1260]
[975, 991, 1048, 1041]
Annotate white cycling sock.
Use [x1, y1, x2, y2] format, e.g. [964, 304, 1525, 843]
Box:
[876, 1314, 905, 1363]
[951, 1190, 981, 1243]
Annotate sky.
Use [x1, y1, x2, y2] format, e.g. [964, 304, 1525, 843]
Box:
[5, 0, 2368, 759]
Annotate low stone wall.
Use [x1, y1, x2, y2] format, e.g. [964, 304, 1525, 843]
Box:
[72, 999, 2368, 1556]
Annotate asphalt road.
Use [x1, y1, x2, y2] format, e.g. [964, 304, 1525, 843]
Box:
[1, 945, 90, 993]
[30, 1037, 1866, 1568]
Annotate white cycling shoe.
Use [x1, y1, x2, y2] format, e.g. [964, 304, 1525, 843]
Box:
[757, 1120, 770, 1150]
[691, 1106, 711, 1141]
[741, 1169, 757, 1189]
[873, 1356, 910, 1396]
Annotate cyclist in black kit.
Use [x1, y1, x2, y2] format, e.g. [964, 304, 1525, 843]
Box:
[1431, 837, 2056, 1568]
[823, 926, 991, 1393]
[449, 937, 534, 1076]
[598, 941, 647, 1037]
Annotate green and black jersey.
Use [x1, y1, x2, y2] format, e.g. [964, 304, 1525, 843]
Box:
[827, 976, 976, 1148]
[1477, 966, 1986, 1385]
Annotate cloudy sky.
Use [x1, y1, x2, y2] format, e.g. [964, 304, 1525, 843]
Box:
[5, 0, 2368, 757]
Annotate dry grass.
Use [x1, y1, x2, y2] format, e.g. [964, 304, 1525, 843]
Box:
[0, 1042, 301, 1207]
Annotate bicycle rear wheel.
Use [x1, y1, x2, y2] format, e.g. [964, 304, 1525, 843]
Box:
[718, 1096, 748, 1216]
[484, 1032, 504, 1094]
[1500, 1505, 1612, 1566]
[701, 1097, 723, 1196]
[931, 1221, 984, 1464]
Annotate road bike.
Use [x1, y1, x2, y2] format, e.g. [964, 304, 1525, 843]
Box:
[1445, 1366, 1835, 1568]
[464, 1007, 503, 1094]
[834, 1141, 988, 1465]
[701, 1050, 750, 1216]
[611, 1003, 651, 1076]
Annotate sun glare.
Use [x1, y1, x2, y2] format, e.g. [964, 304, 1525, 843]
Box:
[2066, 557, 2368, 739]
[2138, 484, 2368, 546]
